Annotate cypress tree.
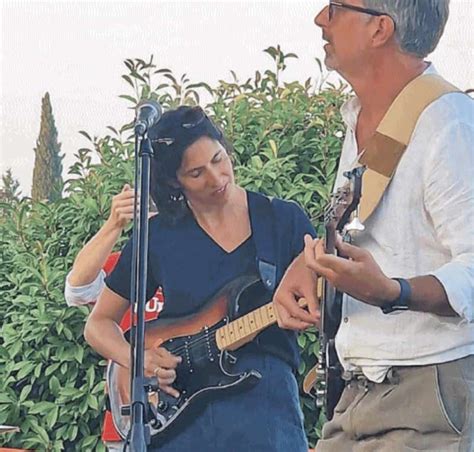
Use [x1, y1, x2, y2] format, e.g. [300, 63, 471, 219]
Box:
[31, 92, 63, 201]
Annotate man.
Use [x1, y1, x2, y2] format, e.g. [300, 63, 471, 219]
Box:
[274, 1, 474, 450]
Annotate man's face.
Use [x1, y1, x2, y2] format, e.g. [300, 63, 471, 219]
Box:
[314, 1, 374, 76]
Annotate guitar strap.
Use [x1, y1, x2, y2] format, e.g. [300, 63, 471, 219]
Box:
[303, 74, 460, 397]
[249, 191, 278, 292]
[248, 192, 302, 368]
[356, 73, 460, 222]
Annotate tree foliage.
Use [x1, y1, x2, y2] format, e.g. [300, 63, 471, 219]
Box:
[1, 168, 21, 200]
[31, 92, 64, 202]
[0, 49, 348, 450]
[1, 168, 21, 203]
[0, 168, 22, 221]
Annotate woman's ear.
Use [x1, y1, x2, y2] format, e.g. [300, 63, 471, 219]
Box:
[168, 179, 181, 189]
[227, 150, 235, 166]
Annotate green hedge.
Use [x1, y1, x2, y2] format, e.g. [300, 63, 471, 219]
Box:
[0, 49, 348, 450]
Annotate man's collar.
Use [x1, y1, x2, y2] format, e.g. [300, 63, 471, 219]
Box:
[340, 62, 438, 130]
[340, 96, 361, 131]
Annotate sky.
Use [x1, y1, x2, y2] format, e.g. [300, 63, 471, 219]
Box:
[1, 0, 473, 196]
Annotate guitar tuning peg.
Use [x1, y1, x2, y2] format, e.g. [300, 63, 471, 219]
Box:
[344, 216, 365, 234]
[344, 165, 366, 180]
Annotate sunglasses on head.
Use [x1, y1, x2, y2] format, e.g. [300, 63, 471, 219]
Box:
[151, 107, 209, 146]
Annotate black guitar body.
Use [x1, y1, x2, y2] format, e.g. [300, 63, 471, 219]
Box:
[150, 331, 262, 447]
[316, 167, 365, 421]
[108, 275, 268, 446]
[320, 280, 345, 421]
[323, 291, 345, 420]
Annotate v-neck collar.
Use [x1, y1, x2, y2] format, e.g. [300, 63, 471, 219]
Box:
[191, 190, 253, 255]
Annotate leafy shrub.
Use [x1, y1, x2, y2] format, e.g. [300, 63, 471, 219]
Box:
[0, 49, 348, 450]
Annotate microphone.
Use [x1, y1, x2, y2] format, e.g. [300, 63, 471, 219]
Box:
[134, 100, 162, 136]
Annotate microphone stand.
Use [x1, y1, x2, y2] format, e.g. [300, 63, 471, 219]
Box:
[127, 133, 155, 451]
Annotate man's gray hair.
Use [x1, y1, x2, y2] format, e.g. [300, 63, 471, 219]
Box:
[363, 0, 450, 58]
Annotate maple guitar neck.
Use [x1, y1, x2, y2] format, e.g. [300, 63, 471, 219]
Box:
[215, 299, 308, 352]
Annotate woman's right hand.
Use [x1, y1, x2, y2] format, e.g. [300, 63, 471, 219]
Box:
[145, 341, 182, 398]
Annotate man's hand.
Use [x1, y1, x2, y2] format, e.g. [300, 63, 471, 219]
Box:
[273, 252, 320, 331]
[304, 234, 400, 307]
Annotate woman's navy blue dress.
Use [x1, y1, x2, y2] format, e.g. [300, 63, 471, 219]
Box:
[106, 191, 316, 451]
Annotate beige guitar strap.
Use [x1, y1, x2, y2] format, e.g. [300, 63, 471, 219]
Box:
[303, 74, 460, 396]
[357, 73, 460, 222]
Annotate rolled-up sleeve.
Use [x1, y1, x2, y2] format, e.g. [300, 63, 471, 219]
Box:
[64, 270, 106, 306]
[424, 120, 474, 322]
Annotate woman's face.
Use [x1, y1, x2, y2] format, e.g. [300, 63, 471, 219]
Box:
[175, 136, 235, 207]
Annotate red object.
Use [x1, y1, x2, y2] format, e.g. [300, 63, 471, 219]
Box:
[118, 290, 163, 333]
[102, 409, 122, 442]
[96, 252, 163, 443]
[101, 251, 121, 275]
[0, 449, 31, 451]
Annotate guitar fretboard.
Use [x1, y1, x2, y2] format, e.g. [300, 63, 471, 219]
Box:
[215, 302, 277, 351]
[215, 297, 309, 352]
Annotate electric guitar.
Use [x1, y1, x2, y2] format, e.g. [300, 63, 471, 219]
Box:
[306, 166, 365, 420]
[106, 274, 296, 446]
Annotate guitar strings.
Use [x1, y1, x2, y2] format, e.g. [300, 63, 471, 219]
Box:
[166, 333, 219, 357]
[162, 321, 223, 357]
[152, 307, 270, 358]
[169, 342, 221, 363]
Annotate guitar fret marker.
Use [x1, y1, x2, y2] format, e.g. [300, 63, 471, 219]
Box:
[215, 300, 281, 352]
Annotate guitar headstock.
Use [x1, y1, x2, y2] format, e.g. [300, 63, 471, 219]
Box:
[324, 166, 365, 233]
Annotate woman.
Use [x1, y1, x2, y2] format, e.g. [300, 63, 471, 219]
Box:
[85, 106, 316, 451]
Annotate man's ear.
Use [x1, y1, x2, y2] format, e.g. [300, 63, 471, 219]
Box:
[372, 15, 396, 48]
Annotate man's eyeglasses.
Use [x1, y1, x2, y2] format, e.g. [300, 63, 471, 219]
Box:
[328, 1, 387, 21]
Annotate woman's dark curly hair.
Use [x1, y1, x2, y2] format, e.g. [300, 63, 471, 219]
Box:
[147, 106, 233, 224]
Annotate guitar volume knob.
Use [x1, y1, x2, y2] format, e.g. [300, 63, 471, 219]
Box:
[158, 400, 169, 411]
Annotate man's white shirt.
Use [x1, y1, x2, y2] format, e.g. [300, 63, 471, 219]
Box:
[334, 65, 474, 382]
